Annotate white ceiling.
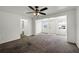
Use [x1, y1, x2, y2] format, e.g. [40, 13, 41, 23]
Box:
[0, 6, 76, 17]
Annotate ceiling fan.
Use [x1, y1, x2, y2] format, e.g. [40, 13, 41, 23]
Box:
[25, 6, 48, 16]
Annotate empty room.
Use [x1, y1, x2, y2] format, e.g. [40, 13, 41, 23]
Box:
[0, 6, 79, 53]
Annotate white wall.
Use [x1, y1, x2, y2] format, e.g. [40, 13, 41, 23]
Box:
[76, 7, 79, 48]
[36, 20, 42, 34]
[31, 17, 36, 35]
[26, 19, 32, 36]
[67, 10, 76, 43]
[48, 20, 56, 34]
[0, 11, 21, 44]
[0, 15, 2, 41]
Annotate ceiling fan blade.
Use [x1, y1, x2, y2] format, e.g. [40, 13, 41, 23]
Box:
[39, 12, 46, 15]
[25, 12, 34, 14]
[40, 7, 48, 11]
[28, 6, 35, 10]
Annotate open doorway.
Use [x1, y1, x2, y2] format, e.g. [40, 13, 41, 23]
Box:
[35, 15, 67, 40]
[20, 19, 32, 37]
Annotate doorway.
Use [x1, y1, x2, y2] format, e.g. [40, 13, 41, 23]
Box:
[35, 15, 67, 40]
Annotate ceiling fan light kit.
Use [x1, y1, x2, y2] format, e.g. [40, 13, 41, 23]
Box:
[33, 12, 40, 16]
